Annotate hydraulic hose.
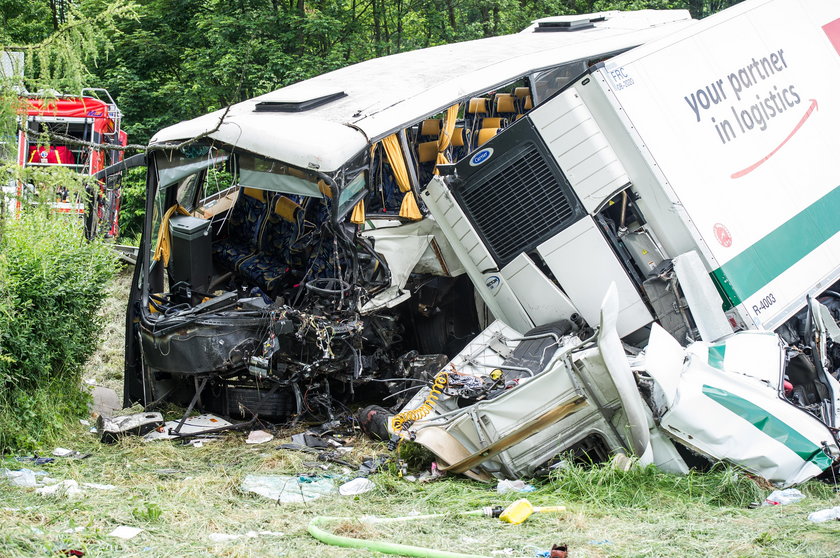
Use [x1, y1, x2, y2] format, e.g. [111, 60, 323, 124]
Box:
[307, 511, 492, 558]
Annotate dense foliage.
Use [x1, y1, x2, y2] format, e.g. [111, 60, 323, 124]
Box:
[0, 212, 117, 450]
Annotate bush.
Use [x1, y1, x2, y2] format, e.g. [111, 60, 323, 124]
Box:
[0, 212, 118, 451]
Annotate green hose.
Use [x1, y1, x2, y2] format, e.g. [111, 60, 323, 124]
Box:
[307, 510, 493, 558]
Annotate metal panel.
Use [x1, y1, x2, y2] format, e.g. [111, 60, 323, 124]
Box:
[537, 216, 652, 336]
[423, 178, 534, 333]
[528, 88, 629, 213]
[500, 253, 579, 326]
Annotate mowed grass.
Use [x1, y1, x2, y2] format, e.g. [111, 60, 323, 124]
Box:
[3, 269, 837, 558]
[1, 426, 838, 558]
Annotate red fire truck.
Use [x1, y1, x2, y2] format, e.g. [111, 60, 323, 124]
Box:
[15, 88, 127, 238]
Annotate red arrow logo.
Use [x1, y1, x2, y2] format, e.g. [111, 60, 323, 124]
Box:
[731, 98, 818, 179]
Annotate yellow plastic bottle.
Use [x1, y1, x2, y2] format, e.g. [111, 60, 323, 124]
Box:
[498, 499, 566, 525]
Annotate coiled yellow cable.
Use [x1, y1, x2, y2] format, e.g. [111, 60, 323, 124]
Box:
[391, 369, 450, 431]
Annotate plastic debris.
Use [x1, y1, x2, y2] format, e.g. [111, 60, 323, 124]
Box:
[496, 479, 535, 494]
[246, 430, 275, 445]
[3, 468, 41, 488]
[108, 526, 143, 539]
[15, 456, 54, 465]
[98, 412, 164, 443]
[498, 499, 566, 525]
[338, 477, 375, 496]
[764, 488, 805, 506]
[52, 448, 91, 459]
[241, 474, 335, 503]
[143, 414, 232, 441]
[807, 506, 840, 523]
[36, 480, 84, 499]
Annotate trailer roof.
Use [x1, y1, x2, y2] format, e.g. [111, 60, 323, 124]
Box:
[151, 10, 693, 172]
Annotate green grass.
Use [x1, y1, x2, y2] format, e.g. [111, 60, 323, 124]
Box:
[4, 269, 839, 558]
[1, 426, 838, 558]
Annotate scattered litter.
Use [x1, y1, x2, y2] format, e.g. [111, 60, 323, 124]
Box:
[535, 544, 569, 558]
[807, 506, 840, 523]
[15, 456, 54, 465]
[496, 479, 535, 494]
[108, 526, 143, 539]
[52, 448, 90, 459]
[36, 480, 84, 499]
[241, 474, 335, 503]
[208, 530, 284, 542]
[3, 468, 43, 488]
[338, 477, 375, 496]
[79, 419, 91, 426]
[490, 549, 514, 555]
[57, 549, 84, 557]
[498, 499, 565, 525]
[98, 412, 164, 443]
[246, 430, 274, 445]
[63, 527, 86, 534]
[764, 488, 805, 506]
[291, 433, 329, 448]
[359, 456, 388, 476]
[143, 414, 232, 441]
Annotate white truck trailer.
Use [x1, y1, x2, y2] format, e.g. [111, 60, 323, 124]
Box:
[405, 0, 840, 485]
[424, 0, 840, 344]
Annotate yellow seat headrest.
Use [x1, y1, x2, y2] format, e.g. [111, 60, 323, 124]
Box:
[495, 94, 516, 114]
[420, 119, 442, 137]
[274, 196, 302, 222]
[451, 128, 466, 147]
[243, 187, 266, 202]
[318, 179, 333, 199]
[477, 128, 499, 146]
[513, 87, 530, 99]
[523, 95, 534, 111]
[481, 117, 506, 129]
[467, 98, 489, 114]
[417, 141, 439, 163]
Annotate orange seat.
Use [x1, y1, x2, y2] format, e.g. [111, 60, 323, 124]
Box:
[417, 141, 439, 163]
[420, 119, 442, 137]
[481, 117, 506, 129]
[513, 87, 530, 99]
[495, 94, 516, 114]
[467, 97, 489, 115]
[477, 128, 499, 146]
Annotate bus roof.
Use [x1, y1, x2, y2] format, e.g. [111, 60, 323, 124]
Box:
[151, 10, 693, 173]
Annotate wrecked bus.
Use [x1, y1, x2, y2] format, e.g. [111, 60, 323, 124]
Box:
[123, 10, 695, 420]
[401, 0, 840, 485]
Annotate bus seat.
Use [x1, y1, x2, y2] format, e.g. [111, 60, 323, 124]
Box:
[212, 187, 270, 272]
[451, 128, 467, 147]
[495, 94, 516, 115]
[420, 119, 442, 138]
[481, 117, 506, 129]
[477, 128, 499, 146]
[237, 195, 302, 293]
[467, 98, 489, 115]
[513, 87, 530, 99]
[417, 141, 439, 163]
[523, 95, 534, 111]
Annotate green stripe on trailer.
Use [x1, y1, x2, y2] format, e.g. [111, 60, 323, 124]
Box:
[710, 185, 840, 308]
[702, 384, 833, 470]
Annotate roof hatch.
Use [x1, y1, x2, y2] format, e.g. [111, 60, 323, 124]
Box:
[254, 90, 346, 113]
